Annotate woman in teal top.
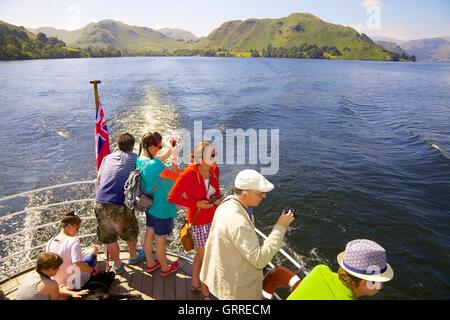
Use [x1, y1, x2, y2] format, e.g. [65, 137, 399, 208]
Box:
[137, 131, 180, 277]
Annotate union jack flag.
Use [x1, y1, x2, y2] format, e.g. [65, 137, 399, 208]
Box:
[95, 99, 110, 171]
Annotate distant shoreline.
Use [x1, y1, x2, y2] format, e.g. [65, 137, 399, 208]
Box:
[0, 54, 418, 63]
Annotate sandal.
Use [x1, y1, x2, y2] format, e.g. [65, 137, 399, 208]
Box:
[160, 261, 179, 277]
[128, 249, 145, 265]
[190, 283, 201, 292]
[201, 292, 212, 300]
[145, 261, 161, 273]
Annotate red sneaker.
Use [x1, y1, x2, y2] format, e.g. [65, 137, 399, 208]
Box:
[160, 261, 180, 277]
[145, 261, 161, 273]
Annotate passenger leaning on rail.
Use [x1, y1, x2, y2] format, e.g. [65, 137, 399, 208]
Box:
[94, 132, 145, 274]
[45, 212, 99, 291]
[200, 169, 295, 300]
[16, 252, 89, 300]
[137, 131, 180, 277]
[168, 141, 222, 300]
[287, 239, 394, 300]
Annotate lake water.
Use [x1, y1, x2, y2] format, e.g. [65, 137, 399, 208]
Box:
[0, 57, 449, 299]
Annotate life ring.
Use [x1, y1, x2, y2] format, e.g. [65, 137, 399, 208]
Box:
[262, 266, 301, 300]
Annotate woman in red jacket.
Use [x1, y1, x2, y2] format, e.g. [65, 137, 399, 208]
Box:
[168, 141, 222, 299]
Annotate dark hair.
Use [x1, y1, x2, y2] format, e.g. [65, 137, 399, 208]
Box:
[338, 267, 363, 290]
[36, 252, 63, 274]
[139, 132, 162, 157]
[60, 211, 81, 228]
[117, 133, 135, 152]
[233, 187, 244, 195]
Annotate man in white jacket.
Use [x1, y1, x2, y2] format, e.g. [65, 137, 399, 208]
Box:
[200, 169, 295, 300]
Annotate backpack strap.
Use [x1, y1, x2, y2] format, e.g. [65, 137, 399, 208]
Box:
[139, 158, 163, 196]
[139, 158, 154, 173]
[150, 177, 162, 194]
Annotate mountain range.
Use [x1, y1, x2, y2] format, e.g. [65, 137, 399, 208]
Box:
[28, 20, 193, 54]
[2, 12, 447, 61]
[24, 14, 401, 61]
[375, 37, 450, 62]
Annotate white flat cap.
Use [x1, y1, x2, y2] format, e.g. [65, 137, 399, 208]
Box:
[234, 169, 274, 193]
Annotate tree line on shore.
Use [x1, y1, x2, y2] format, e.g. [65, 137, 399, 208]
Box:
[0, 24, 415, 61]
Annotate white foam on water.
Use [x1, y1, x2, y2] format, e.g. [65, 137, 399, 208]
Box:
[430, 143, 450, 160]
[57, 130, 71, 139]
[110, 88, 182, 152]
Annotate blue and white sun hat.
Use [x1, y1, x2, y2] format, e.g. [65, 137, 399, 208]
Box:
[337, 239, 394, 282]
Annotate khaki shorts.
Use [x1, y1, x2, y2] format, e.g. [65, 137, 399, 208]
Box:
[94, 203, 139, 244]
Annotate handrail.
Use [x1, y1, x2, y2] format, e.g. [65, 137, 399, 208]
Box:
[255, 227, 309, 276]
[0, 181, 307, 300]
[0, 180, 96, 203]
[0, 217, 97, 242]
[0, 233, 97, 263]
[0, 199, 96, 222]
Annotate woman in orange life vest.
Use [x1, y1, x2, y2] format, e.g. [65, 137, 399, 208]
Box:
[168, 141, 222, 300]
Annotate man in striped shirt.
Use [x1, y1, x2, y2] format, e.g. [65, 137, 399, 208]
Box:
[94, 133, 145, 274]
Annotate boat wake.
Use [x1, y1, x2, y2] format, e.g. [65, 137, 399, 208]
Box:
[408, 130, 450, 161]
[108, 88, 182, 151]
[56, 130, 71, 139]
[429, 143, 450, 160]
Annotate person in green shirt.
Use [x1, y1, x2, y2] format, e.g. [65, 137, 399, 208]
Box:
[287, 239, 394, 300]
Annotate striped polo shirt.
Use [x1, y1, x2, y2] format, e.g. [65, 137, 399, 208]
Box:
[95, 150, 137, 205]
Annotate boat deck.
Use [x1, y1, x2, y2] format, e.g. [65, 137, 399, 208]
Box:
[0, 251, 202, 300]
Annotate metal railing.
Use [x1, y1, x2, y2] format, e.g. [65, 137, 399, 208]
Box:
[0, 180, 307, 299]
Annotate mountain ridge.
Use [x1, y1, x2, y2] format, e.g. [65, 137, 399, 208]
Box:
[0, 14, 431, 61]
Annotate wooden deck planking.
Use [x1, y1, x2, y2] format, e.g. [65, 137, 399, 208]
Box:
[175, 272, 189, 300]
[140, 272, 154, 300]
[152, 266, 165, 300]
[129, 264, 144, 296]
[1, 252, 198, 300]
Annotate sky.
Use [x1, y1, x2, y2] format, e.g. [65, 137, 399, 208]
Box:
[0, 0, 449, 41]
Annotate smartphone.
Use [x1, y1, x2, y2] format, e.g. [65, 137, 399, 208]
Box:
[208, 195, 222, 204]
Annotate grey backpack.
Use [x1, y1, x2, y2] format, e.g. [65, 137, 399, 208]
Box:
[124, 159, 161, 212]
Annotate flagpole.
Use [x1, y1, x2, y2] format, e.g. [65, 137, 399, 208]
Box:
[90, 80, 109, 272]
[90, 80, 101, 113]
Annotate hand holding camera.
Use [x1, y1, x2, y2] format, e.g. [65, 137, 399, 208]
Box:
[283, 207, 298, 218]
[277, 207, 297, 228]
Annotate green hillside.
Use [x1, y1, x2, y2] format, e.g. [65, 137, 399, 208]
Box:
[158, 28, 198, 41]
[31, 20, 192, 54]
[0, 21, 81, 60]
[376, 40, 405, 54]
[28, 27, 75, 43]
[2, 13, 420, 61]
[200, 13, 396, 61]
[0, 20, 121, 60]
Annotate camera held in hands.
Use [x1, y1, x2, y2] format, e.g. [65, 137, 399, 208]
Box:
[283, 207, 298, 218]
[208, 195, 222, 204]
